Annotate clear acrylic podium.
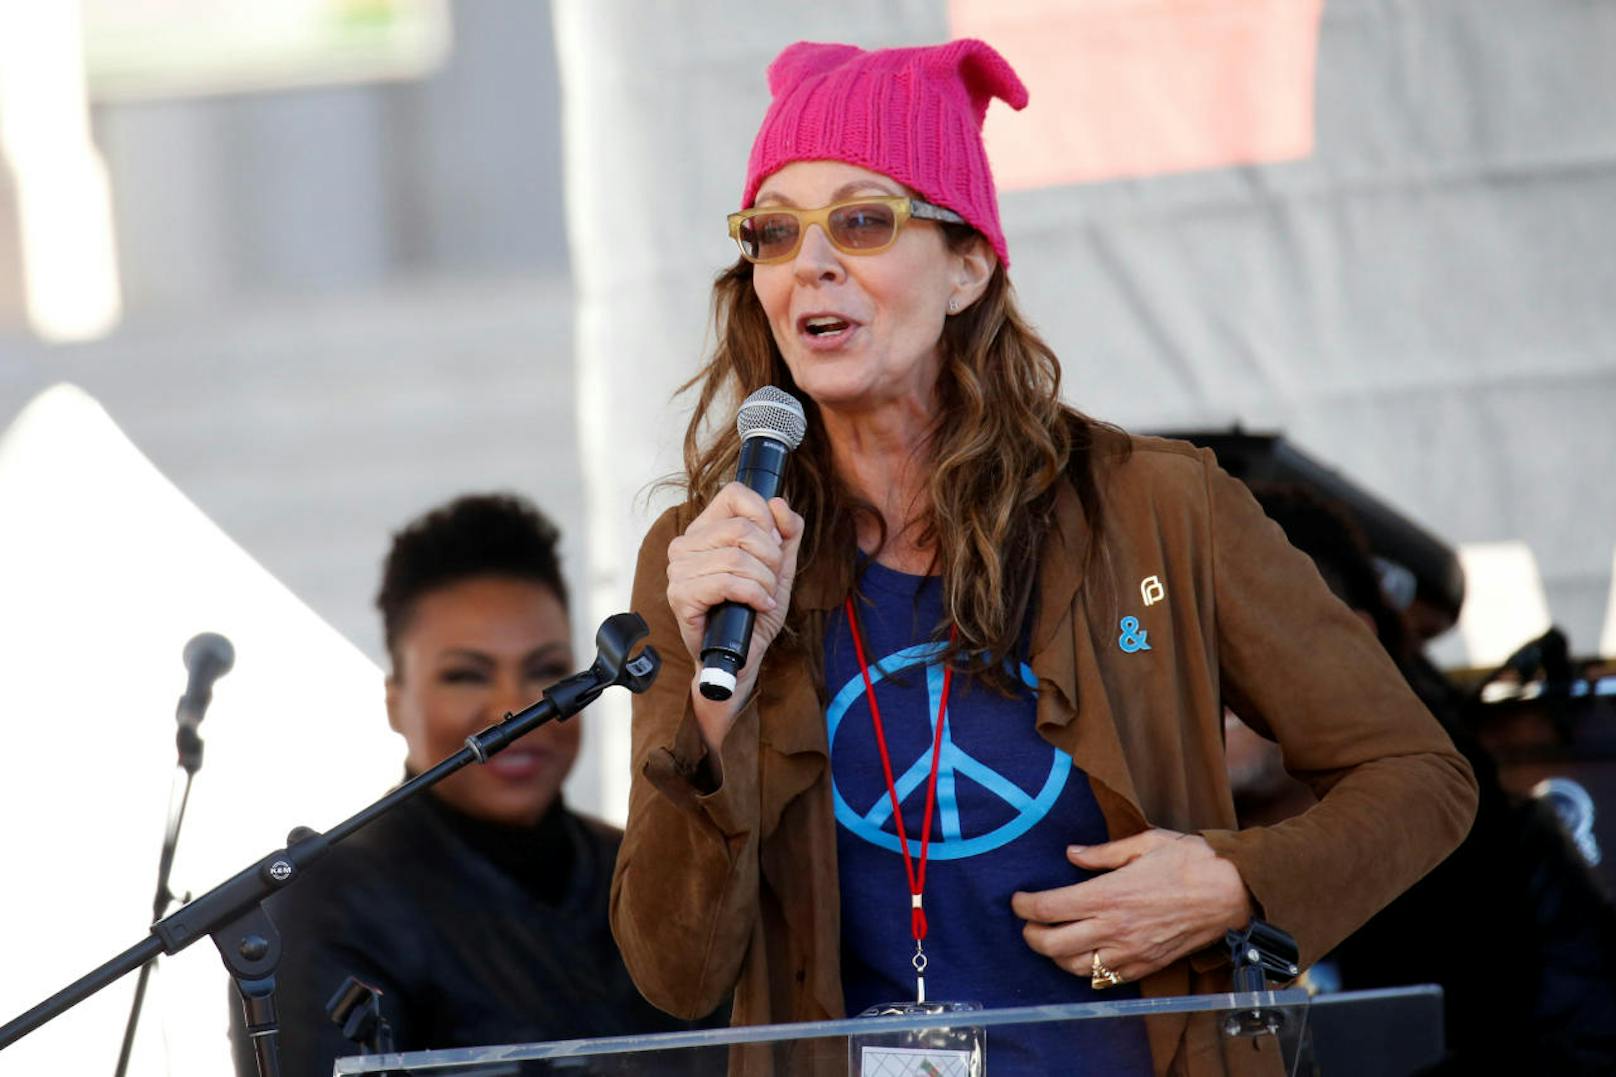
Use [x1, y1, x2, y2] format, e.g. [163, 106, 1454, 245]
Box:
[329, 986, 1443, 1075]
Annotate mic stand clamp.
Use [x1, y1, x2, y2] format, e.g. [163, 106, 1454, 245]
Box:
[327, 977, 395, 1055]
[213, 904, 288, 1077]
[0, 614, 661, 1077]
[1222, 919, 1301, 1040]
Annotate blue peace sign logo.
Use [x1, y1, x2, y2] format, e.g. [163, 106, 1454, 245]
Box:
[826, 643, 1072, 860]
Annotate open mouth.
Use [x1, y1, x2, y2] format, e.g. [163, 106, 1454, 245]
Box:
[487, 749, 547, 778]
[799, 314, 855, 339]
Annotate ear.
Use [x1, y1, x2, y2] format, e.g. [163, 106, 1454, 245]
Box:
[384, 674, 404, 734]
[766, 42, 862, 97]
[929, 39, 1029, 123]
[949, 233, 997, 314]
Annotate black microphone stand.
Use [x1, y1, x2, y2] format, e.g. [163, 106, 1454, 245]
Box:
[0, 613, 660, 1077]
[113, 671, 216, 1077]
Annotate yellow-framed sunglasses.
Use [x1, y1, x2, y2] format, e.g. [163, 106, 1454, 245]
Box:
[727, 196, 967, 265]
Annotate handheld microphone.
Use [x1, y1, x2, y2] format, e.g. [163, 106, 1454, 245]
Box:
[176, 632, 235, 771]
[699, 386, 807, 701]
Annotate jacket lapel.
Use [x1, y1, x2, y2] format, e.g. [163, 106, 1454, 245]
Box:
[1031, 476, 1190, 1075]
[755, 549, 845, 1019]
[1029, 481, 1149, 837]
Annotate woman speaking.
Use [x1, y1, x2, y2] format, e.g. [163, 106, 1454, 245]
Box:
[611, 39, 1477, 1075]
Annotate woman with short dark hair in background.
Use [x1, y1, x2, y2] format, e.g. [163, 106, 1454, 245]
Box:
[231, 494, 694, 1074]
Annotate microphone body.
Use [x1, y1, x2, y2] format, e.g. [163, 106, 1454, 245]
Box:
[699, 437, 788, 698]
[176, 632, 235, 771]
[699, 387, 806, 701]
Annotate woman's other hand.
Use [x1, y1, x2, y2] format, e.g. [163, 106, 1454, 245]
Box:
[1010, 829, 1254, 985]
[665, 482, 804, 751]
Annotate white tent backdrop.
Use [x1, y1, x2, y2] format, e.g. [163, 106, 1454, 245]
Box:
[0, 385, 400, 1075]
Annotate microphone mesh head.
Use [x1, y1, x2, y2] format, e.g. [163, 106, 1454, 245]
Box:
[736, 386, 807, 450]
[184, 631, 236, 675]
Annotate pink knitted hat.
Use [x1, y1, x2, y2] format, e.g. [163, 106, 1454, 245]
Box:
[742, 39, 1029, 267]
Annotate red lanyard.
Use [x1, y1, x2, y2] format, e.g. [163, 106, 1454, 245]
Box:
[844, 595, 957, 1003]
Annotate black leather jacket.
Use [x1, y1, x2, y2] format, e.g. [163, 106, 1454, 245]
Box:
[229, 790, 699, 1075]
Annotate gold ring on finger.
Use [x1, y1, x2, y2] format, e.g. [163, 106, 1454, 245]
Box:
[1090, 951, 1125, 990]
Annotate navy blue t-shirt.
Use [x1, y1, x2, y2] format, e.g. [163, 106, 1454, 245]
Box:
[824, 561, 1153, 1076]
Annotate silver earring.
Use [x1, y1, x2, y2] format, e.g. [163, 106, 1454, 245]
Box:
[947, 298, 959, 314]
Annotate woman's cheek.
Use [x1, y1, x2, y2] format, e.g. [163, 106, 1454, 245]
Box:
[431, 687, 491, 728]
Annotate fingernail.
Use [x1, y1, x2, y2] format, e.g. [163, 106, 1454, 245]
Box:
[1067, 844, 1087, 855]
[772, 528, 782, 543]
[765, 596, 778, 609]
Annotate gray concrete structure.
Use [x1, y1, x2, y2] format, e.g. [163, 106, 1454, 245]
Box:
[3, 0, 582, 659]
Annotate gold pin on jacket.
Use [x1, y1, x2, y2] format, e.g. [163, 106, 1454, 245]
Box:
[1140, 575, 1165, 606]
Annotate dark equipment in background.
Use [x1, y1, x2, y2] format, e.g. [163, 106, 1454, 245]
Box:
[1168, 429, 1613, 898]
[1158, 429, 1465, 639]
[1461, 628, 1616, 898]
[1176, 431, 1616, 1071]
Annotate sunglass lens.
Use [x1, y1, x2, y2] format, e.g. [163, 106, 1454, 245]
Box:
[829, 202, 898, 250]
[740, 213, 801, 261]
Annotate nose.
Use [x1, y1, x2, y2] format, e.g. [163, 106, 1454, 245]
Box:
[792, 223, 844, 284]
[490, 669, 532, 723]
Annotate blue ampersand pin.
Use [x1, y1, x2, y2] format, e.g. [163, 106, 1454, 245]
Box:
[1118, 616, 1150, 653]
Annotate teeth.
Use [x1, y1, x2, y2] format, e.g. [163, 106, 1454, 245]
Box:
[805, 316, 849, 335]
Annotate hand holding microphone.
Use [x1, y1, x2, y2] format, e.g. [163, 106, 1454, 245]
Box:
[665, 387, 806, 744]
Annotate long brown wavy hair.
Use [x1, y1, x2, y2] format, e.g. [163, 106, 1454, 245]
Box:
[677, 225, 1120, 691]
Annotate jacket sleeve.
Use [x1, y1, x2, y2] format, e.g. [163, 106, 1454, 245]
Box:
[1193, 455, 1479, 966]
[609, 506, 762, 1020]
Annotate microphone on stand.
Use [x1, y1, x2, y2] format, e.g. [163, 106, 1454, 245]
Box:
[114, 631, 236, 1077]
[176, 632, 234, 773]
[699, 386, 807, 701]
[9, 613, 660, 1077]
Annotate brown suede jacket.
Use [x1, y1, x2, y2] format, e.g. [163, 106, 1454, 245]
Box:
[611, 433, 1478, 1075]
